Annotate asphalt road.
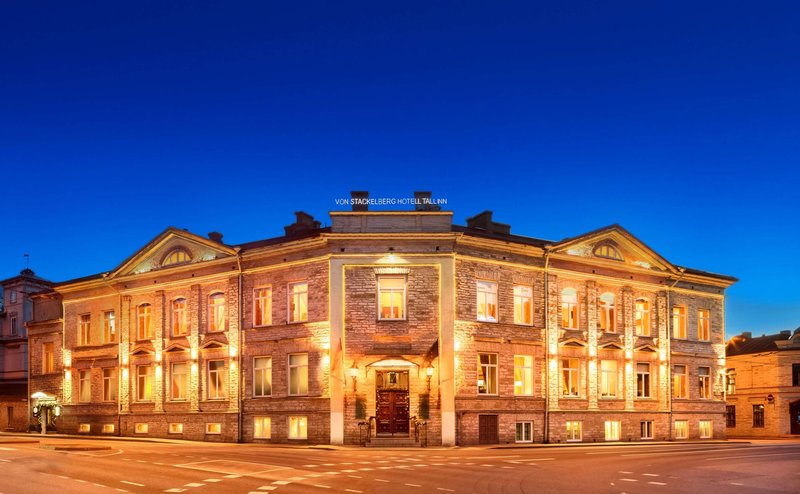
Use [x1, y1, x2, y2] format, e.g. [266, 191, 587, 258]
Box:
[0, 437, 797, 494]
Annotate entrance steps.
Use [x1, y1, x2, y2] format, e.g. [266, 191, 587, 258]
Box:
[366, 436, 419, 448]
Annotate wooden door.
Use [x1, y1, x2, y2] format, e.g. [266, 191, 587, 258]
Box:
[376, 390, 409, 435]
[479, 414, 499, 444]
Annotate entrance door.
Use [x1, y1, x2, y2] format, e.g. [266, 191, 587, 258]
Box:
[479, 415, 499, 444]
[791, 400, 800, 434]
[375, 370, 410, 436]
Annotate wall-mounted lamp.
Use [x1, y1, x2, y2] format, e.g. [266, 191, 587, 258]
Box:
[425, 366, 434, 391]
[350, 364, 359, 393]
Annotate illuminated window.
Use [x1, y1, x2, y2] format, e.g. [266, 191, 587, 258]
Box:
[598, 292, 616, 332]
[103, 368, 117, 401]
[207, 360, 226, 399]
[698, 366, 711, 399]
[513, 285, 533, 325]
[699, 420, 712, 438]
[477, 353, 498, 394]
[674, 420, 688, 439]
[288, 416, 307, 439]
[673, 365, 687, 399]
[672, 306, 687, 339]
[600, 360, 618, 397]
[515, 422, 533, 443]
[253, 357, 272, 397]
[208, 293, 226, 332]
[172, 298, 188, 336]
[514, 355, 533, 396]
[102, 424, 114, 433]
[169, 423, 184, 434]
[753, 404, 765, 427]
[162, 249, 190, 267]
[79, 423, 90, 433]
[566, 421, 582, 441]
[103, 311, 116, 343]
[636, 363, 651, 398]
[171, 362, 188, 400]
[79, 314, 91, 346]
[635, 298, 650, 336]
[561, 288, 578, 329]
[137, 304, 153, 340]
[726, 406, 736, 427]
[288, 282, 308, 323]
[254, 416, 271, 439]
[134, 423, 149, 434]
[562, 358, 580, 397]
[206, 423, 222, 434]
[593, 243, 623, 261]
[697, 309, 710, 340]
[476, 281, 498, 322]
[137, 365, 153, 401]
[79, 369, 91, 402]
[43, 342, 55, 374]
[640, 421, 653, 439]
[288, 353, 308, 396]
[378, 276, 406, 320]
[604, 420, 621, 441]
[254, 287, 272, 326]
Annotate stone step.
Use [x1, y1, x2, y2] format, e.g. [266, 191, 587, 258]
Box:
[366, 436, 419, 448]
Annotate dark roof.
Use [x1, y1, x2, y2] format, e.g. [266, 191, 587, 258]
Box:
[727, 332, 791, 356]
[679, 266, 738, 282]
[452, 225, 550, 247]
[236, 227, 331, 251]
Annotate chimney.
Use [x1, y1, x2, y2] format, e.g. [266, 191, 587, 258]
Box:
[414, 191, 440, 211]
[284, 211, 321, 236]
[208, 231, 224, 243]
[466, 210, 511, 235]
[780, 330, 791, 336]
[741, 331, 752, 340]
[351, 191, 369, 211]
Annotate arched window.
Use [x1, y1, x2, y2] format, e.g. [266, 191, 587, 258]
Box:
[137, 303, 153, 340]
[599, 292, 616, 332]
[172, 298, 188, 336]
[162, 249, 191, 267]
[593, 242, 624, 261]
[208, 293, 226, 332]
[635, 298, 650, 336]
[561, 288, 578, 329]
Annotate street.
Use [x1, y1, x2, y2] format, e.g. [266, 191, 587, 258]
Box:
[0, 438, 797, 494]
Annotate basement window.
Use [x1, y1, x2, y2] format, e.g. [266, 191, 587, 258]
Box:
[169, 423, 184, 434]
[134, 423, 149, 434]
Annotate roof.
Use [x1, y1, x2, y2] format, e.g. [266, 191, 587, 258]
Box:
[452, 225, 550, 247]
[726, 332, 792, 356]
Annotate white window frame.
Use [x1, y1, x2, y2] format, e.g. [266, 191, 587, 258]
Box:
[600, 360, 618, 398]
[103, 368, 117, 402]
[79, 369, 91, 402]
[288, 416, 308, 439]
[254, 416, 271, 439]
[135, 423, 149, 434]
[476, 281, 498, 322]
[515, 421, 533, 443]
[672, 306, 687, 339]
[377, 275, 406, 320]
[172, 298, 188, 336]
[169, 423, 184, 434]
[43, 342, 55, 374]
[561, 288, 578, 329]
[137, 304, 152, 340]
[477, 353, 498, 395]
[635, 298, 650, 336]
[699, 420, 712, 438]
[205, 423, 222, 435]
[675, 420, 688, 439]
[599, 292, 616, 332]
[698, 309, 710, 341]
[171, 362, 188, 401]
[288, 353, 309, 396]
[137, 365, 153, 401]
[513, 285, 533, 325]
[207, 359, 226, 400]
[103, 311, 116, 343]
[253, 287, 272, 327]
[640, 420, 654, 440]
[208, 293, 226, 332]
[673, 364, 687, 399]
[566, 421, 582, 442]
[636, 363, 651, 398]
[79, 314, 91, 346]
[102, 424, 115, 433]
[514, 355, 534, 396]
[79, 423, 91, 433]
[253, 356, 273, 397]
[698, 366, 711, 399]
[604, 420, 621, 441]
[562, 358, 580, 397]
[288, 282, 308, 323]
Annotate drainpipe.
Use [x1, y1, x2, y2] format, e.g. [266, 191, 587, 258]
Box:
[234, 247, 244, 443]
[543, 246, 552, 444]
[666, 268, 686, 441]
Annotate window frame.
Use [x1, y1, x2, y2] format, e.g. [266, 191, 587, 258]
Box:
[673, 364, 688, 399]
[253, 286, 273, 327]
[513, 285, 533, 326]
[171, 298, 188, 336]
[561, 358, 580, 397]
[288, 416, 308, 440]
[137, 365, 153, 401]
[752, 404, 765, 428]
[476, 281, 498, 323]
[10, 315, 17, 336]
[640, 420, 654, 440]
[253, 356, 273, 398]
[699, 420, 713, 439]
[675, 420, 688, 439]
[513, 355, 534, 396]
[726, 405, 736, 427]
[288, 353, 309, 396]
[697, 309, 711, 341]
[78, 369, 91, 402]
[79, 313, 91, 346]
[560, 288, 578, 329]
[565, 420, 582, 442]
[207, 359, 226, 400]
[43, 342, 55, 374]
[171, 362, 188, 401]
[515, 421, 533, 443]
[634, 298, 650, 336]
[103, 310, 116, 343]
[792, 364, 800, 387]
[288, 281, 309, 323]
[672, 306, 687, 339]
[598, 292, 616, 332]
[698, 366, 711, 399]
[377, 275, 407, 321]
[137, 304, 153, 340]
[636, 362, 651, 398]
[102, 368, 117, 402]
[600, 360, 618, 398]
[208, 292, 226, 332]
[604, 420, 621, 441]
[254, 416, 271, 439]
[477, 353, 498, 395]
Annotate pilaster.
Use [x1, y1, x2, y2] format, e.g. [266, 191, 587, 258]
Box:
[189, 284, 201, 412]
[586, 280, 598, 409]
[546, 273, 560, 411]
[120, 295, 131, 414]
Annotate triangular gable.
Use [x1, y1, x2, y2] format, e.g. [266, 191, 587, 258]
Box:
[635, 344, 658, 353]
[560, 338, 587, 348]
[131, 345, 153, 356]
[165, 343, 189, 353]
[599, 342, 624, 351]
[200, 340, 226, 350]
[551, 224, 678, 274]
[109, 227, 237, 278]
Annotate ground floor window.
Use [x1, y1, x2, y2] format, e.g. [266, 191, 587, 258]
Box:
[169, 423, 184, 434]
[675, 420, 688, 439]
[753, 404, 765, 427]
[515, 421, 533, 443]
[254, 416, 271, 439]
[206, 423, 222, 434]
[726, 406, 736, 427]
[102, 424, 115, 433]
[135, 423, 149, 434]
[640, 420, 653, 440]
[604, 420, 621, 441]
[289, 416, 307, 439]
[566, 421, 582, 442]
[699, 420, 712, 438]
[79, 423, 90, 433]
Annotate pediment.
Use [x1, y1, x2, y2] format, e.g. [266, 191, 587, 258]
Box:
[200, 340, 225, 350]
[560, 338, 587, 348]
[165, 343, 189, 353]
[131, 346, 153, 356]
[109, 227, 237, 278]
[635, 344, 658, 353]
[599, 342, 623, 351]
[552, 224, 677, 274]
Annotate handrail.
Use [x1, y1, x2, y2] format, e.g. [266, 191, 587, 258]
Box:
[412, 416, 428, 447]
[358, 416, 376, 447]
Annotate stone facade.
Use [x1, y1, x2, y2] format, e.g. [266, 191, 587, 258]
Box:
[26, 195, 736, 445]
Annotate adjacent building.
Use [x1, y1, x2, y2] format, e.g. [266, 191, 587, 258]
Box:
[26, 192, 736, 445]
[725, 329, 800, 437]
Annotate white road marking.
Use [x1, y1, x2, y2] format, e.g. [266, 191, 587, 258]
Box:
[619, 478, 638, 482]
[618, 471, 633, 474]
[121, 481, 145, 487]
[272, 480, 292, 485]
[415, 464, 427, 467]
[359, 468, 374, 471]
[58, 476, 70, 479]
[123, 458, 132, 461]
[375, 479, 390, 483]
[437, 489, 455, 492]
[345, 490, 363, 493]
[288, 477, 307, 481]
[155, 462, 166, 465]
[75, 480, 87, 483]
[184, 483, 205, 487]
[643, 473, 659, 477]
[224, 474, 242, 478]
[94, 484, 106, 487]
[481, 464, 493, 467]
[405, 483, 421, 487]
[348, 475, 362, 479]
[324, 471, 340, 475]
[164, 489, 186, 493]
[257, 487, 277, 491]
[116, 490, 128, 493]
[730, 482, 745, 486]
[203, 479, 222, 482]
[648, 482, 667, 486]
[0, 447, 16, 451]
[313, 485, 331, 489]
[307, 474, 323, 477]
[0, 459, 10, 463]
[514, 458, 555, 462]
[465, 455, 519, 459]
[304, 464, 319, 468]
[322, 463, 336, 466]
[502, 466, 513, 469]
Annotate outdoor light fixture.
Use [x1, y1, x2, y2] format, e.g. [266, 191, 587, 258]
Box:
[350, 364, 359, 392]
[426, 366, 434, 391]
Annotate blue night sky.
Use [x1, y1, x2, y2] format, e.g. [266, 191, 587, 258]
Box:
[2, 2, 798, 338]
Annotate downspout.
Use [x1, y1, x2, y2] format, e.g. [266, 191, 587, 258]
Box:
[234, 247, 244, 443]
[666, 267, 686, 441]
[543, 246, 552, 443]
